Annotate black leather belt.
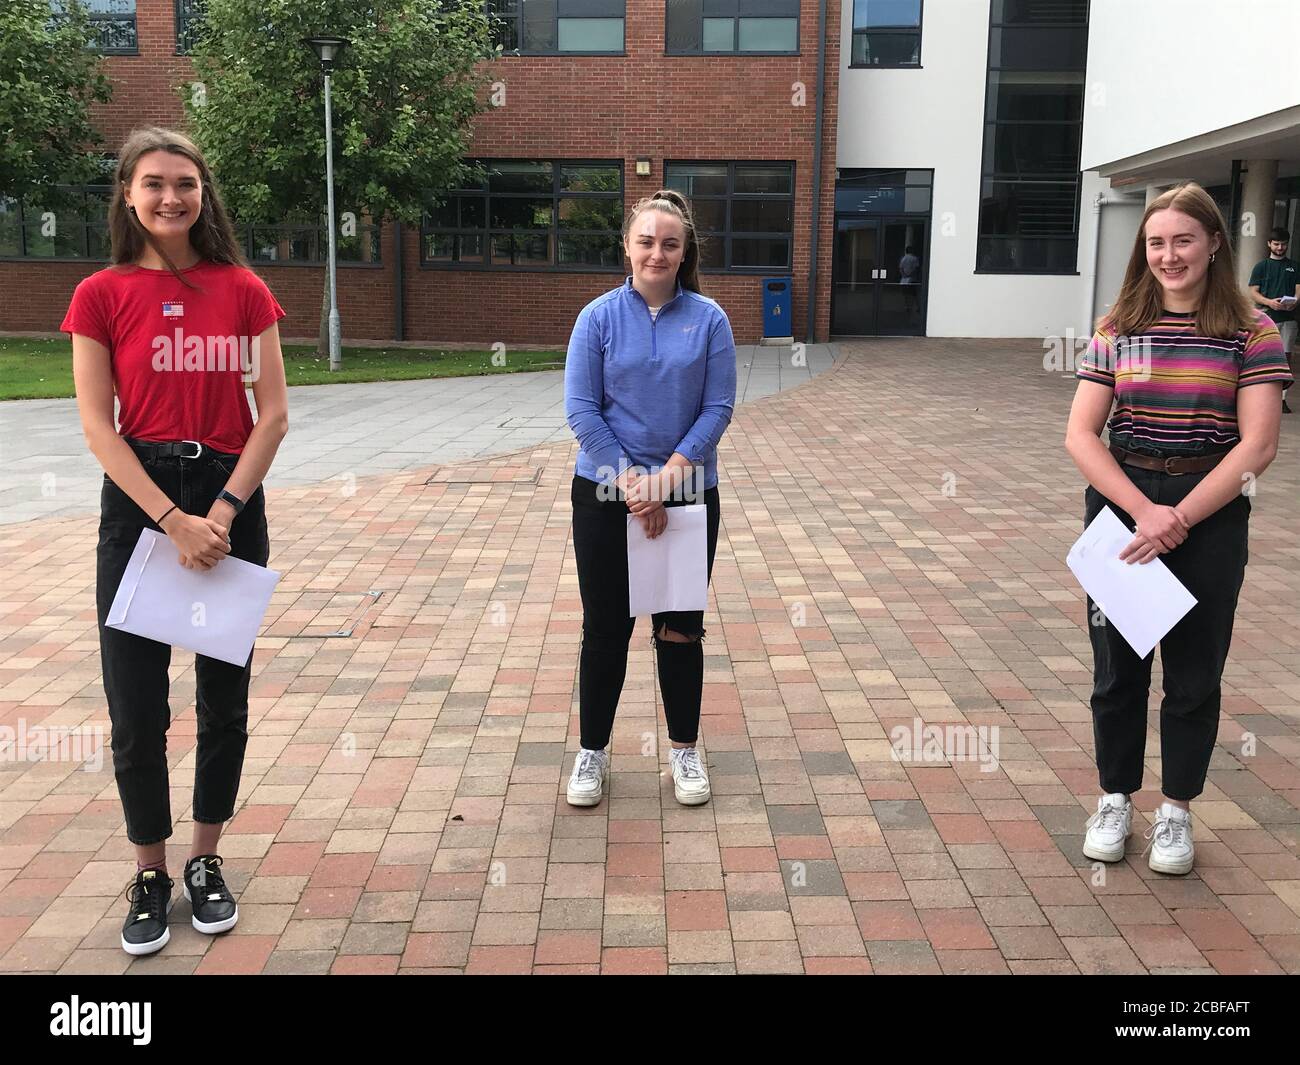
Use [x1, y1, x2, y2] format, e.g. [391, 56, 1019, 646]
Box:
[126, 437, 235, 462]
[1109, 445, 1228, 475]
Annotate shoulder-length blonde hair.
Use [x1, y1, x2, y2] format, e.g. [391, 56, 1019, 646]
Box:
[109, 127, 247, 287]
[1106, 182, 1254, 339]
[623, 190, 704, 294]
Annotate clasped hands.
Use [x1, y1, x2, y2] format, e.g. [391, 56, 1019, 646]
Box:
[620, 468, 685, 540]
[1119, 502, 1191, 565]
[158, 499, 237, 570]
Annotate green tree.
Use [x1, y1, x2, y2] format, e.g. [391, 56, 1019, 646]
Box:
[0, 0, 113, 206]
[182, 0, 498, 356]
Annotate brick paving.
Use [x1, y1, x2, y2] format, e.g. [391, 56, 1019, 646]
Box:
[1, 337, 1299, 975]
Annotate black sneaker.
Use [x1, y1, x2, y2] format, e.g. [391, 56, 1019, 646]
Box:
[121, 869, 173, 956]
[182, 854, 239, 934]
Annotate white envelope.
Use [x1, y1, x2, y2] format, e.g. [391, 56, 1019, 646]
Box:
[627, 504, 707, 616]
[106, 528, 281, 666]
[1066, 505, 1197, 659]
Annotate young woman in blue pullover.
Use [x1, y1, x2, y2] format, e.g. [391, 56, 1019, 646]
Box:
[563, 189, 737, 808]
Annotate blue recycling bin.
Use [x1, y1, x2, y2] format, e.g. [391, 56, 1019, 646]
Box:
[761, 277, 792, 337]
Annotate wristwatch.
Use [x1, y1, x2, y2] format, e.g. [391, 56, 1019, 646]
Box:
[218, 489, 246, 515]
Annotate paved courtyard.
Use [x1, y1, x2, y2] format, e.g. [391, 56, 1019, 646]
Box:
[1, 338, 1299, 975]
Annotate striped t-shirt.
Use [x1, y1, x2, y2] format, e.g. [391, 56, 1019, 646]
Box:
[1076, 309, 1292, 455]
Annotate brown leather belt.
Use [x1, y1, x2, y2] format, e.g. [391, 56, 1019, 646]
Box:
[1109, 445, 1227, 475]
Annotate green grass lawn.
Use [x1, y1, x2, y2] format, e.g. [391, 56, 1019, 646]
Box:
[0, 337, 566, 400]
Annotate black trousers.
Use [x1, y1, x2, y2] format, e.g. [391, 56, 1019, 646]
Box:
[97, 443, 270, 845]
[570, 474, 721, 749]
[1084, 467, 1249, 802]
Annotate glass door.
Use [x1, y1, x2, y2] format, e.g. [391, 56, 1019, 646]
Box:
[875, 217, 928, 336]
[831, 219, 879, 335]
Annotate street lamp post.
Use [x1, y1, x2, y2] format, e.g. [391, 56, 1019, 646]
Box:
[305, 34, 349, 372]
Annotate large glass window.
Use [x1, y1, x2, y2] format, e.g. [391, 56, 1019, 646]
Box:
[175, 0, 207, 55]
[666, 0, 799, 55]
[850, 0, 921, 67]
[50, 0, 138, 53]
[664, 162, 794, 270]
[488, 0, 624, 53]
[0, 186, 111, 259]
[422, 160, 624, 269]
[975, 0, 1089, 273]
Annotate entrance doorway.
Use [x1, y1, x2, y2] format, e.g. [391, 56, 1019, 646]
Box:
[831, 169, 932, 336]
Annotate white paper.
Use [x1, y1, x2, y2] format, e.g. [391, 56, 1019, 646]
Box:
[1066, 505, 1197, 658]
[1278, 295, 1297, 309]
[106, 528, 281, 666]
[627, 504, 707, 616]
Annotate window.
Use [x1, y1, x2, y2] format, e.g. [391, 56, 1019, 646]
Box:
[975, 0, 1089, 273]
[664, 162, 793, 270]
[488, 0, 624, 54]
[87, 0, 138, 54]
[850, 0, 921, 66]
[0, 185, 112, 260]
[422, 160, 624, 269]
[175, 0, 207, 55]
[50, 0, 138, 53]
[666, 0, 799, 55]
[835, 169, 932, 215]
[246, 219, 383, 265]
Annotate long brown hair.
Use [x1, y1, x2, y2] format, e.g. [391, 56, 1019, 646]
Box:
[623, 189, 703, 294]
[1106, 182, 1255, 339]
[109, 127, 247, 286]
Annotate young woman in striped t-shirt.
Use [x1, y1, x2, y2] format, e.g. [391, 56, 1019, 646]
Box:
[1065, 182, 1290, 876]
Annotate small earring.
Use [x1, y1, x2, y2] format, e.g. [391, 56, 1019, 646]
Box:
[1209, 252, 1216, 264]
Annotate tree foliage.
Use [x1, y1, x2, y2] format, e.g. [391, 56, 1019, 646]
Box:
[0, 0, 114, 205]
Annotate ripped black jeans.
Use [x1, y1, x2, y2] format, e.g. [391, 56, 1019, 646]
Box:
[571, 473, 721, 748]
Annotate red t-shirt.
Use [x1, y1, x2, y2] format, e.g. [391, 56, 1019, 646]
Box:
[60, 261, 286, 454]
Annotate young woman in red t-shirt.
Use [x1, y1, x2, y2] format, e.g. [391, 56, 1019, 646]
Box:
[62, 127, 289, 955]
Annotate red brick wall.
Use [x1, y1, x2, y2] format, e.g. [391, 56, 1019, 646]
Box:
[3, 0, 839, 345]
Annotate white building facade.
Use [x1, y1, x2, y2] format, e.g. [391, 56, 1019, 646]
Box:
[832, 0, 1300, 339]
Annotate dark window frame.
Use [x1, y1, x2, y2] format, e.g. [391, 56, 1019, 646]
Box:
[0, 185, 112, 261]
[420, 158, 626, 273]
[664, 160, 796, 273]
[175, 0, 207, 56]
[0, 184, 383, 267]
[52, 0, 140, 55]
[665, 0, 801, 57]
[849, 0, 923, 69]
[245, 220, 385, 268]
[487, 0, 627, 57]
[974, 0, 1090, 276]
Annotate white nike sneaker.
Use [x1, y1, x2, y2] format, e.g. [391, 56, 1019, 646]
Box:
[1082, 792, 1132, 862]
[1145, 802, 1194, 875]
[566, 748, 609, 807]
[669, 746, 711, 806]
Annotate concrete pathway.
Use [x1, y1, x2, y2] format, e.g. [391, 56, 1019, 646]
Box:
[0, 345, 836, 524]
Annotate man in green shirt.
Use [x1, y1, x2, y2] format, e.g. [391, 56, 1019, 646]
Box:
[1249, 227, 1300, 412]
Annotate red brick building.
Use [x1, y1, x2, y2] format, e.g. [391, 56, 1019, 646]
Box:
[0, 0, 840, 345]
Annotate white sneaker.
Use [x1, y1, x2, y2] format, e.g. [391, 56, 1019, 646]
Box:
[566, 748, 609, 807]
[1145, 802, 1194, 875]
[1082, 792, 1132, 862]
[669, 747, 711, 806]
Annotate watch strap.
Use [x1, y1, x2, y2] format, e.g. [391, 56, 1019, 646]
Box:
[218, 489, 246, 514]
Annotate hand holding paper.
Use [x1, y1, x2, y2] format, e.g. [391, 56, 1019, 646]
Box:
[627, 504, 707, 616]
[1066, 506, 1196, 659]
[106, 529, 281, 666]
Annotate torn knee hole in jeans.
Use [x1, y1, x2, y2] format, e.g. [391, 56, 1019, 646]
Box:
[655, 625, 706, 643]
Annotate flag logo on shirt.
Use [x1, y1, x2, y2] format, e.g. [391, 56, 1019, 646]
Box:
[162, 302, 184, 318]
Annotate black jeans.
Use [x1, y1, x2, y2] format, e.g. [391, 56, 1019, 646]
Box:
[97, 442, 270, 845]
[1084, 467, 1249, 802]
[571, 474, 721, 749]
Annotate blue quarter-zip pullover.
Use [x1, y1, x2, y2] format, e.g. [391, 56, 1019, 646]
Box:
[565, 276, 737, 490]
